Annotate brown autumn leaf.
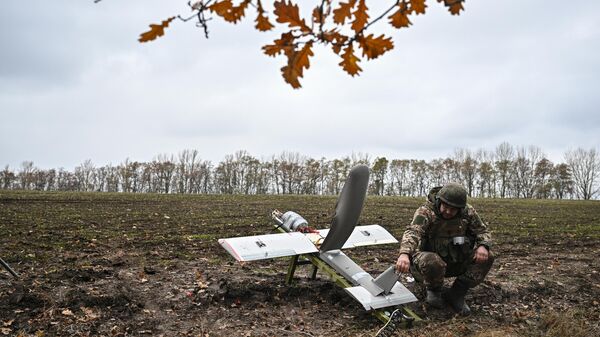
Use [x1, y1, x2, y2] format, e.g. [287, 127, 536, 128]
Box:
[209, 0, 250, 23]
[323, 30, 349, 54]
[332, 0, 356, 25]
[449, 2, 464, 15]
[229, 0, 251, 23]
[293, 40, 314, 77]
[439, 0, 465, 15]
[256, 13, 275, 31]
[312, 6, 324, 26]
[209, 0, 233, 18]
[389, 3, 411, 29]
[138, 17, 176, 43]
[255, 0, 274, 31]
[281, 41, 314, 89]
[262, 32, 295, 57]
[274, 0, 311, 33]
[357, 34, 394, 60]
[339, 44, 362, 76]
[351, 0, 369, 33]
[410, 0, 427, 15]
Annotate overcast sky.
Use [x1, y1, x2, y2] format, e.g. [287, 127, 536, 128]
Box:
[1, 0, 599, 170]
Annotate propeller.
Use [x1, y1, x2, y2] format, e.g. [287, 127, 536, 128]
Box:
[319, 164, 370, 252]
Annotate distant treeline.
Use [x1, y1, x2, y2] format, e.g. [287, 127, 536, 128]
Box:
[1, 143, 599, 200]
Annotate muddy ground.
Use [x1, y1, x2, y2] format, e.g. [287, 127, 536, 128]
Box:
[1, 191, 599, 336]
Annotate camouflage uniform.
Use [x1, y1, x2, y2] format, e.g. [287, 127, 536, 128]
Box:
[399, 187, 494, 290]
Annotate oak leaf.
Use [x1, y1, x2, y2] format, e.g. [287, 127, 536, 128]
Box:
[209, 0, 233, 18]
[339, 44, 362, 76]
[410, 0, 427, 15]
[357, 34, 394, 60]
[209, 0, 250, 23]
[322, 30, 349, 54]
[229, 0, 251, 23]
[138, 17, 176, 43]
[438, 0, 465, 15]
[333, 0, 356, 25]
[351, 0, 369, 33]
[274, 0, 311, 33]
[448, 2, 464, 15]
[312, 6, 324, 26]
[262, 32, 295, 57]
[281, 41, 314, 89]
[255, 0, 274, 31]
[256, 13, 275, 31]
[389, 4, 411, 29]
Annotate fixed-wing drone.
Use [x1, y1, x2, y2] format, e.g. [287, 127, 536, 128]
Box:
[218, 165, 420, 334]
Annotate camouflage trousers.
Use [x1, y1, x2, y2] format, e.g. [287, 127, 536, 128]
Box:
[409, 250, 495, 289]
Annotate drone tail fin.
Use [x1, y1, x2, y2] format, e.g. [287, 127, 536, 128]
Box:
[373, 266, 400, 295]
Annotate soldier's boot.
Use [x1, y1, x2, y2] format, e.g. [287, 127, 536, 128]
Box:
[425, 288, 445, 309]
[444, 279, 471, 316]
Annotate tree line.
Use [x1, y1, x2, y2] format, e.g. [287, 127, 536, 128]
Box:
[1, 143, 599, 200]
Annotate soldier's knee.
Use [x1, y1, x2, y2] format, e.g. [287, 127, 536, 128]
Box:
[421, 252, 447, 278]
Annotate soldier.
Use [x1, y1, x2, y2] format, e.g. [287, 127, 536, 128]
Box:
[395, 182, 494, 315]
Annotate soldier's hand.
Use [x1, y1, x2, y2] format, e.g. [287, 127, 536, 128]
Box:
[396, 254, 411, 273]
[473, 245, 489, 264]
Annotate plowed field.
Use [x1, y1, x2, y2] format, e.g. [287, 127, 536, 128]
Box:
[1, 191, 599, 336]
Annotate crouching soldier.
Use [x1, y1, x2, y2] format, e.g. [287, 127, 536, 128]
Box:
[395, 183, 494, 315]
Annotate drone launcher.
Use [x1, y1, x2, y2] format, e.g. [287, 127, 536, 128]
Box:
[217, 164, 418, 312]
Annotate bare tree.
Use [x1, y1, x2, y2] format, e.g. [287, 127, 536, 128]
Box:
[411, 160, 428, 197]
[533, 158, 554, 199]
[512, 146, 543, 198]
[370, 157, 388, 196]
[18, 161, 36, 190]
[389, 159, 410, 196]
[302, 158, 322, 195]
[327, 158, 350, 195]
[551, 163, 573, 199]
[153, 154, 176, 193]
[428, 159, 445, 188]
[32, 170, 49, 191]
[495, 142, 514, 198]
[455, 149, 477, 197]
[119, 159, 143, 193]
[277, 151, 304, 194]
[75, 159, 97, 192]
[56, 168, 78, 191]
[477, 161, 495, 198]
[0, 166, 16, 190]
[442, 158, 460, 183]
[190, 160, 213, 194]
[564, 148, 600, 200]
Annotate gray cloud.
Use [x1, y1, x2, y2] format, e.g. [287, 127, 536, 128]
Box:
[1, 0, 599, 170]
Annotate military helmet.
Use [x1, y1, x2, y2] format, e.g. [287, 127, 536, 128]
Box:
[437, 182, 467, 208]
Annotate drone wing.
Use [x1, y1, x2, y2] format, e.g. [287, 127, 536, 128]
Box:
[318, 224, 397, 249]
[218, 232, 318, 262]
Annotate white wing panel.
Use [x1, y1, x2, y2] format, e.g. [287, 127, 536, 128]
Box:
[218, 232, 318, 262]
[345, 282, 418, 310]
[318, 225, 397, 249]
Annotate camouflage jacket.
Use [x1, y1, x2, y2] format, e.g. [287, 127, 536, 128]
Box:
[399, 187, 493, 261]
